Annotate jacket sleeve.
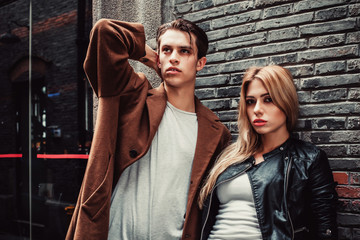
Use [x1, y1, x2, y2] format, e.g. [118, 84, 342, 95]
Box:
[84, 18, 146, 97]
[308, 149, 338, 239]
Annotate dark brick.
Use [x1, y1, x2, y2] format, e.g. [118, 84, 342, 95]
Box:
[347, 59, 360, 71]
[294, 0, 349, 13]
[313, 117, 346, 130]
[206, 52, 226, 63]
[338, 199, 360, 213]
[300, 19, 357, 36]
[297, 91, 311, 103]
[348, 117, 360, 129]
[217, 110, 238, 121]
[299, 102, 360, 116]
[195, 88, 215, 100]
[182, 7, 223, 22]
[225, 48, 252, 61]
[256, 12, 313, 31]
[197, 64, 224, 76]
[309, 34, 346, 47]
[319, 145, 347, 157]
[263, 4, 292, 18]
[287, 64, 314, 77]
[349, 145, 360, 156]
[216, 32, 266, 51]
[268, 27, 299, 42]
[193, 0, 214, 11]
[175, 3, 192, 14]
[350, 172, 360, 184]
[349, 4, 360, 16]
[315, 61, 346, 74]
[202, 98, 231, 110]
[255, 0, 293, 7]
[175, 0, 188, 4]
[269, 53, 297, 65]
[353, 228, 360, 240]
[253, 39, 307, 56]
[228, 23, 255, 37]
[314, 6, 348, 21]
[217, 86, 241, 98]
[213, 0, 241, 6]
[338, 227, 353, 240]
[212, 10, 261, 29]
[330, 160, 360, 171]
[222, 57, 268, 73]
[299, 45, 359, 61]
[195, 75, 229, 87]
[349, 88, 360, 100]
[300, 74, 360, 89]
[207, 28, 228, 41]
[229, 73, 244, 85]
[224, 1, 254, 15]
[311, 89, 347, 102]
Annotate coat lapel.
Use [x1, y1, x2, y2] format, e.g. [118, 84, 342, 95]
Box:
[186, 98, 225, 209]
[146, 83, 167, 145]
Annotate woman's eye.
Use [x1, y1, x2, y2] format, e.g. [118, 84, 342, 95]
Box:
[264, 97, 273, 103]
[245, 99, 255, 105]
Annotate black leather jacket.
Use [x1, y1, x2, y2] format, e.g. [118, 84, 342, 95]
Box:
[200, 138, 338, 240]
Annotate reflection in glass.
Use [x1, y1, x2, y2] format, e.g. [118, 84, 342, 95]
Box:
[0, 0, 92, 239]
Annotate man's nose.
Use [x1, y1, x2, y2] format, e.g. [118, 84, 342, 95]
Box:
[170, 51, 179, 64]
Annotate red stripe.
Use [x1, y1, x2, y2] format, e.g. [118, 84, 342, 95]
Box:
[37, 154, 89, 159]
[0, 154, 23, 158]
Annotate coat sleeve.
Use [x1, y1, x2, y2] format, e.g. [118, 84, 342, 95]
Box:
[66, 19, 148, 240]
[84, 19, 146, 97]
[308, 149, 338, 239]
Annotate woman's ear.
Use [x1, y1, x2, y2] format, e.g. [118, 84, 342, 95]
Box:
[196, 57, 207, 72]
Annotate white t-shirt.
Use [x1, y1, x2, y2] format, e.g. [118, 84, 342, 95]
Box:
[108, 102, 198, 240]
[208, 172, 262, 240]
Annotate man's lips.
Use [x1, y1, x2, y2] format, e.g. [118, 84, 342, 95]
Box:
[166, 67, 181, 73]
[253, 119, 267, 126]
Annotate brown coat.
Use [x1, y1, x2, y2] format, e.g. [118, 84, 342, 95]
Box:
[66, 19, 231, 240]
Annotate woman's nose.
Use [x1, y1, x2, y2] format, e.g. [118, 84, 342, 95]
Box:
[253, 101, 263, 116]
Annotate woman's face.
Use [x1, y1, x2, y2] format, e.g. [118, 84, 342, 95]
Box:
[245, 78, 288, 139]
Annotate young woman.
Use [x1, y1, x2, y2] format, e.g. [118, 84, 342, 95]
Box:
[199, 65, 338, 240]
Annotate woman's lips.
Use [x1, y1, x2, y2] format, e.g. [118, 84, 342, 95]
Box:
[253, 119, 267, 126]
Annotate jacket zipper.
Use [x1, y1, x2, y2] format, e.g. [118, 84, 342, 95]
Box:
[285, 156, 294, 240]
[200, 161, 253, 240]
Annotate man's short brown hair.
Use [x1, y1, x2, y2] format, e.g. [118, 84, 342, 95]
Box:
[156, 19, 209, 59]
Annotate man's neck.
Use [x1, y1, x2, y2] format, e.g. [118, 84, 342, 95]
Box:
[164, 84, 196, 112]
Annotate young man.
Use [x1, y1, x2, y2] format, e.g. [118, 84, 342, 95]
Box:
[66, 18, 231, 240]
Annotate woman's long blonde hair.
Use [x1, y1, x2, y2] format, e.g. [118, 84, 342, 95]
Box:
[198, 65, 299, 208]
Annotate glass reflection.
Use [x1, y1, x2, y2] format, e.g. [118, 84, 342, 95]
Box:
[0, 0, 92, 239]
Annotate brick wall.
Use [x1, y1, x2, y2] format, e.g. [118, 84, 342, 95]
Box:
[172, 0, 360, 239]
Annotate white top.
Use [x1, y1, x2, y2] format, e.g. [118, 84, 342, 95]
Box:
[108, 102, 198, 240]
[208, 172, 262, 240]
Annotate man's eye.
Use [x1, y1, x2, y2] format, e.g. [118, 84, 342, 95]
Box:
[264, 97, 273, 103]
[181, 49, 190, 54]
[163, 48, 170, 53]
[245, 99, 255, 105]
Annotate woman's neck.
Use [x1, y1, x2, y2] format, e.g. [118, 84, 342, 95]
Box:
[260, 131, 290, 154]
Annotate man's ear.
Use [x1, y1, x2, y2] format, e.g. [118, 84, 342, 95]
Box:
[196, 56, 207, 72]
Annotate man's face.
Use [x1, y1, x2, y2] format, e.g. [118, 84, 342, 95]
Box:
[157, 29, 206, 90]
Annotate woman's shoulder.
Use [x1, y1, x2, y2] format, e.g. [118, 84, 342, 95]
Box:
[288, 138, 324, 161]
